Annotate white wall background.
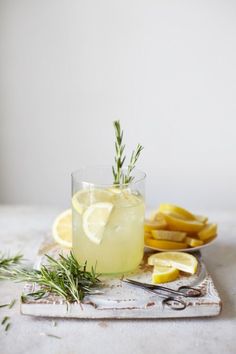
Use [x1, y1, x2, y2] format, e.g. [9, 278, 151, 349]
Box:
[0, 0, 236, 210]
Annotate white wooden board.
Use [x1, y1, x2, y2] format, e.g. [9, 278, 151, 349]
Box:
[21, 238, 222, 319]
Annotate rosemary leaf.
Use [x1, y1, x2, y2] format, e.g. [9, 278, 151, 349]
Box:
[5, 323, 10, 332]
[40, 332, 61, 339]
[0, 304, 9, 308]
[1, 316, 9, 325]
[8, 299, 16, 309]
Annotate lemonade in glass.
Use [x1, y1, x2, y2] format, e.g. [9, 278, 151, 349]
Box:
[72, 166, 145, 274]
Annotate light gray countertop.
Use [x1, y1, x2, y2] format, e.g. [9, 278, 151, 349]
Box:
[0, 205, 235, 354]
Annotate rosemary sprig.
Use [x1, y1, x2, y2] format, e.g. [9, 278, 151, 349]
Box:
[124, 144, 144, 184]
[0, 254, 23, 270]
[112, 120, 126, 185]
[112, 120, 143, 185]
[1, 252, 100, 303]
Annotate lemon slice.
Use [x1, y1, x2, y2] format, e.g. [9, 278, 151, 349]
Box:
[198, 223, 217, 241]
[52, 209, 72, 248]
[158, 204, 196, 220]
[148, 251, 198, 274]
[151, 230, 186, 242]
[72, 189, 113, 214]
[152, 265, 179, 284]
[195, 215, 208, 224]
[186, 236, 203, 247]
[82, 202, 113, 244]
[160, 212, 204, 233]
[144, 217, 167, 232]
[145, 238, 187, 250]
[149, 211, 168, 224]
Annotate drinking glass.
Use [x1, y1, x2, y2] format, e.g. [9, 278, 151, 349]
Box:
[71, 166, 146, 274]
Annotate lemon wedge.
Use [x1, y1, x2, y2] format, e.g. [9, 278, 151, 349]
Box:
[145, 238, 187, 250]
[82, 202, 113, 244]
[195, 215, 208, 224]
[160, 212, 204, 233]
[151, 230, 186, 242]
[144, 218, 167, 232]
[186, 236, 203, 247]
[198, 223, 217, 241]
[148, 251, 198, 275]
[52, 209, 72, 248]
[152, 265, 179, 284]
[158, 204, 196, 220]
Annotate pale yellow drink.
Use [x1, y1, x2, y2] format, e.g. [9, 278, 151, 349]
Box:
[72, 188, 145, 274]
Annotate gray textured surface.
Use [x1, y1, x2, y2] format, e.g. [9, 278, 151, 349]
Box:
[0, 206, 235, 354]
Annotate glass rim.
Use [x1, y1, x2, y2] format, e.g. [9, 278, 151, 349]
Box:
[71, 164, 146, 187]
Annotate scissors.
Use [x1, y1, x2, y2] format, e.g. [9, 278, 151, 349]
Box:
[122, 278, 202, 311]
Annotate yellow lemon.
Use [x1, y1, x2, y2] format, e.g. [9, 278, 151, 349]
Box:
[145, 237, 187, 250]
[160, 212, 204, 233]
[198, 223, 217, 241]
[186, 236, 204, 247]
[52, 209, 72, 248]
[82, 202, 113, 244]
[152, 265, 179, 284]
[144, 218, 167, 232]
[151, 230, 186, 242]
[148, 251, 198, 275]
[158, 204, 196, 220]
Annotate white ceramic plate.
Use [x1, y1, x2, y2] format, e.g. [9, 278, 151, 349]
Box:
[144, 235, 217, 253]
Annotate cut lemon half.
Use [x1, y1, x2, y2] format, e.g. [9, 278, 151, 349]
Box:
[148, 251, 198, 275]
[82, 202, 113, 244]
[52, 209, 72, 248]
[152, 265, 179, 284]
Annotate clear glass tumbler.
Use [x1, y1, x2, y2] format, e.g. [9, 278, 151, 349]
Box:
[72, 166, 146, 274]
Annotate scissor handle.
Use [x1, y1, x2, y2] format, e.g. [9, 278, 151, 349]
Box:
[162, 297, 186, 311]
[178, 286, 202, 298]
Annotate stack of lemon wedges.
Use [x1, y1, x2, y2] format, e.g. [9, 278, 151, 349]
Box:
[145, 204, 217, 250]
[147, 251, 198, 284]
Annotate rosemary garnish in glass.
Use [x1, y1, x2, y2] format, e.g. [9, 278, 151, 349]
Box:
[112, 120, 143, 185]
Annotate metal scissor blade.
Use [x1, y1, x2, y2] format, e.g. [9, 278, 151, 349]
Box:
[122, 278, 187, 311]
[123, 278, 156, 290]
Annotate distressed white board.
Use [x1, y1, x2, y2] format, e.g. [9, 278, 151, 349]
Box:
[21, 238, 222, 319]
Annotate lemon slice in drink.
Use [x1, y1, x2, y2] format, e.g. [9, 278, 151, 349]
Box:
[82, 202, 113, 244]
[152, 265, 179, 284]
[52, 209, 72, 248]
[148, 251, 198, 275]
[72, 189, 113, 215]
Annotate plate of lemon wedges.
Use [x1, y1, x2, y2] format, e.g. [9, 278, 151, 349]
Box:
[145, 204, 217, 252]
